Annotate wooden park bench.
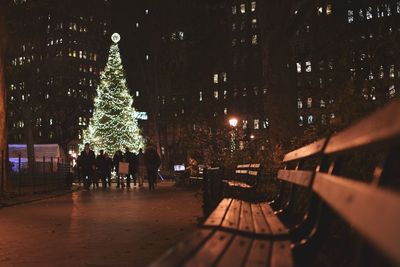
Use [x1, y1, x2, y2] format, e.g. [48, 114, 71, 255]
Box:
[151, 100, 400, 267]
[222, 163, 262, 199]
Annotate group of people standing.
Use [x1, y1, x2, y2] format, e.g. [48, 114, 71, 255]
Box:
[77, 143, 161, 191]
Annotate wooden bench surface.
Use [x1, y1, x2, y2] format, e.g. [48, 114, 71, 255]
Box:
[150, 228, 293, 267]
[204, 198, 289, 237]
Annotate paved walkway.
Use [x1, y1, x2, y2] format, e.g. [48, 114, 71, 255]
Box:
[0, 182, 202, 267]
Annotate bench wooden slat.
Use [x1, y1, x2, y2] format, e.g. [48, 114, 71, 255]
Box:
[149, 229, 214, 267]
[283, 138, 327, 162]
[184, 231, 234, 267]
[250, 163, 261, 168]
[239, 201, 255, 233]
[227, 181, 253, 188]
[325, 101, 400, 154]
[222, 199, 242, 229]
[243, 239, 272, 267]
[260, 203, 289, 236]
[251, 204, 272, 235]
[248, 170, 258, 176]
[277, 169, 313, 187]
[270, 241, 294, 267]
[313, 172, 400, 265]
[237, 164, 251, 168]
[216, 235, 253, 267]
[204, 198, 233, 227]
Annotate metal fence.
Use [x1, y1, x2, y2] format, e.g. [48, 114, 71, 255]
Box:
[1, 152, 72, 197]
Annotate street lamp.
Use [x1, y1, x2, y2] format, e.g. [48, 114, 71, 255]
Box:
[228, 117, 238, 152]
[229, 118, 238, 127]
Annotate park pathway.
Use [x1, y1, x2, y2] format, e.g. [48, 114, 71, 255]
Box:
[0, 182, 202, 267]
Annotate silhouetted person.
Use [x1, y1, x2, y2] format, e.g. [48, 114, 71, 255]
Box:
[124, 147, 138, 188]
[96, 150, 108, 188]
[144, 147, 161, 191]
[80, 143, 96, 189]
[137, 148, 145, 187]
[113, 150, 124, 188]
[104, 152, 113, 187]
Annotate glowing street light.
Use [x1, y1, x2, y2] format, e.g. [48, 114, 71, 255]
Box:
[229, 117, 238, 127]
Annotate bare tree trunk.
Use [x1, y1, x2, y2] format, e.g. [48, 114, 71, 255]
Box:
[0, 3, 8, 194]
[24, 109, 35, 173]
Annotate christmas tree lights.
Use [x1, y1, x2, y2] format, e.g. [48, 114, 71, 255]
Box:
[83, 33, 144, 154]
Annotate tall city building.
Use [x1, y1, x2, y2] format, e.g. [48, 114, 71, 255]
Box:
[294, 0, 400, 128]
[6, 0, 110, 152]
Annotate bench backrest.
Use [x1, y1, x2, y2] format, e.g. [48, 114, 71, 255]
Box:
[313, 101, 400, 265]
[234, 163, 261, 185]
[277, 137, 328, 188]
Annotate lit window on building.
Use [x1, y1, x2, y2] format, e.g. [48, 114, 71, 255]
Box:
[263, 88, 268, 95]
[296, 62, 302, 73]
[317, 7, 323, 15]
[214, 90, 219, 99]
[135, 91, 139, 97]
[330, 113, 335, 119]
[221, 72, 227, 82]
[223, 90, 228, 99]
[213, 74, 218, 84]
[320, 100, 326, 108]
[389, 85, 396, 98]
[251, 2, 256, 12]
[326, 3, 332, 15]
[379, 66, 384, 79]
[321, 114, 327, 125]
[307, 115, 313, 124]
[251, 19, 257, 29]
[224, 108, 228, 115]
[242, 88, 247, 96]
[240, 3, 246, 13]
[232, 5, 237, 14]
[136, 22, 139, 28]
[232, 23, 236, 31]
[240, 38, 245, 44]
[251, 34, 258, 45]
[385, 4, 391, 16]
[145, 54, 149, 61]
[371, 87, 376, 100]
[390, 65, 395, 78]
[366, 7, 373, 20]
[359, 9, 364, 20]
[145, 9, 149, 15]
[348, 10, 354, 23]
[305, 61, 312, 72]
[397, 2, 400, 14]
[254, 119, 259, 129]
[199, 91, 203, 101]
[307, 97, 312, 108]
[242, 120, 248, 129]
[299, 116, 304, 126]
[253, 87, 258, 95]
[262, 119, 269, 128]
[181, 109, 185, 114]
[232, 38, 237, 46]
[297, 98, 302, 109]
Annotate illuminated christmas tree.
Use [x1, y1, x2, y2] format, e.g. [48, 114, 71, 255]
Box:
[83, 33, 144, 153]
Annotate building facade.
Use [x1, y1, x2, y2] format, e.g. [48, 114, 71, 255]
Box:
[6, 0, 110, 152]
